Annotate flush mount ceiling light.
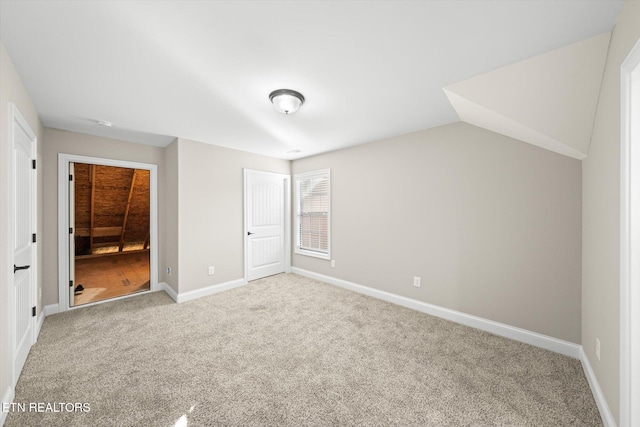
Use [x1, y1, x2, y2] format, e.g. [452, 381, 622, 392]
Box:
[269, 89, 305, 115]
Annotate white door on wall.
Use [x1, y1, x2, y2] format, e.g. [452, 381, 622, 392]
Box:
[10, 104, 37, 383]
[245, 170, 288, 281]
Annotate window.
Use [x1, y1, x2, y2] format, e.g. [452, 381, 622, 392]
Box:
[294, 169, 330, 259]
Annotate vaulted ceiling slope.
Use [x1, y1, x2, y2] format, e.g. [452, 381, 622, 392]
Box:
[0, 1, 623, 159]
[444, 33, 611, 160]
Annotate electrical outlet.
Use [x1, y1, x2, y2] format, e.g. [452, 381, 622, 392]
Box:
[413, 276, 421, 287]
[331, 260, 336, 268]
[596, 338, 601, 361]
[167, 267, 172, 276]
[208, 266, 215, 275]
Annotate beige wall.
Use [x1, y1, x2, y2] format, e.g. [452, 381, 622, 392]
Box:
[582, 2, 640, 424]
[292, 122, 582, 343]
[163, 139, 179, 292]
[0, 42, 44, 409]
[42, 128, 166, 306]
[173, 138, 290, 293]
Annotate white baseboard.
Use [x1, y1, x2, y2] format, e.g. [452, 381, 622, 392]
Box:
[159, 279, 246, 304]
[580, 347, 616, 427]
[44, 303, 59, 316]
[291, 267, 581, 359]
[35, 311, 45, 341]
[175, 279, 246, 303]
[159, 282, 178, 302]
[1, 385, 15, 426]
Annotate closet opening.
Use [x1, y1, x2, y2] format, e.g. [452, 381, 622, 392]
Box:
[70, 162, 151, 306]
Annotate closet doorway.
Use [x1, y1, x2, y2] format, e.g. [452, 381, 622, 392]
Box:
[58, 154, 158, 311]
[71, 163, 150, 306]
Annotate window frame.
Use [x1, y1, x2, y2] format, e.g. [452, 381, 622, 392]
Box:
[294, 169, 331, 260]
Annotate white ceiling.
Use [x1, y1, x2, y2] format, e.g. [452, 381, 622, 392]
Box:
[0, 1, 623, 160]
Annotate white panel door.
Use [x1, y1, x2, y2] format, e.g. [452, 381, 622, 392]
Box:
[11, 105, 36, 382]
[246, 171, 286, 281]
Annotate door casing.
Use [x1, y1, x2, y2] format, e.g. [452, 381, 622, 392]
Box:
[58, 154, 158, 311]
[620, 37, 640, 427]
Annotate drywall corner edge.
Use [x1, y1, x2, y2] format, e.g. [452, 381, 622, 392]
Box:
[159, 282, 178, 303]
[43, 304, 59, 316]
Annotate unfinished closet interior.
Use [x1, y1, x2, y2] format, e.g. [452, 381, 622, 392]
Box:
[71, 163, 150, 306]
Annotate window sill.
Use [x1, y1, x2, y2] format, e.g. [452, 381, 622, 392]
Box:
[295, 248, 330, 260]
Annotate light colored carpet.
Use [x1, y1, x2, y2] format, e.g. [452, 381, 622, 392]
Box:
[6, 273, 601, 426]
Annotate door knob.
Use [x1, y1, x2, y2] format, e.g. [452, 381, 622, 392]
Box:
[14, 264, 30, 273]
[247, 231, 254, 236]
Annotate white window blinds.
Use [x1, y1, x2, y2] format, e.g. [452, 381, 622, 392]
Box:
[295, 169, 330, 259]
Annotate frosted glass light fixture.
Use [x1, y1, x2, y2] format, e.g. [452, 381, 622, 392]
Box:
[269, 89, 305, 115]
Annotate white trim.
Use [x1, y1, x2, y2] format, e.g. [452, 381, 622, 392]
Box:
[7, 105, 15, 399]
[1, 385, 15, 426]
[57, 154, 159, 312]
[243, 169, 291, 282]
[67, 290, 154, 312]
[43, 303, 59, 317]
[581, 347, 617, 427]
[620, 37, 640, 427]
[31, 120, 38, 349]
[285, 175, 291, 274]
[244, 169, 248, 284]
[159, 282, 178, 303]
[291, 267, 580, 358]
[174, 278, 245, 304]
[35, 310, 45, 341]
[7, 103, 38, 395]
[293, 169, 331, 261]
